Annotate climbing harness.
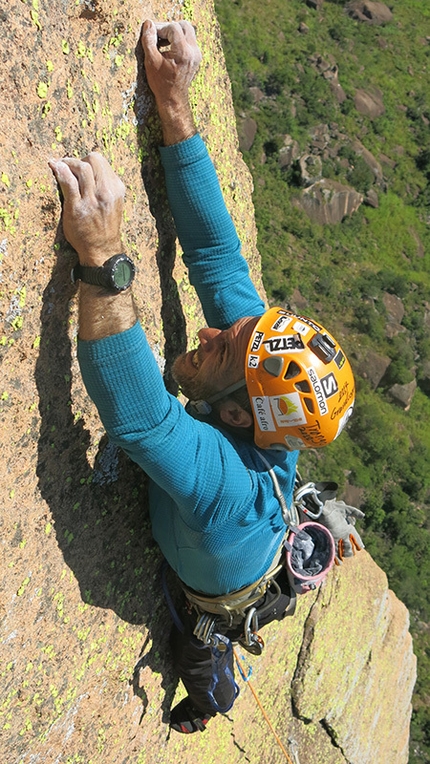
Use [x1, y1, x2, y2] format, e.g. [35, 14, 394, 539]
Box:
[181, 547, 284, 657]
[181, 537, 284, 617]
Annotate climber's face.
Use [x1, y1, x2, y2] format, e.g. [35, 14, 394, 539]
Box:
[172, 316, 259, 402]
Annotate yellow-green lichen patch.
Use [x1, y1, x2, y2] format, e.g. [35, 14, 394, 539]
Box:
[37, 81, 49, 99]
[17, 577, 31, 596]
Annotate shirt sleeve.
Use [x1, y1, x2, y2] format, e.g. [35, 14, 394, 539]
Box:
[159, 134, 265, 329]
[77, 322, 254, 531]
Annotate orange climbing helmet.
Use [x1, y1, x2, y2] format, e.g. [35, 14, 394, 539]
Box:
[245, 307, 355, 450]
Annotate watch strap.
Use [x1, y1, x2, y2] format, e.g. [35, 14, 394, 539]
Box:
[72, 263, 110, 288]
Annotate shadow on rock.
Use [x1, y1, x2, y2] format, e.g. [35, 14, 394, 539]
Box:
[34, 249, 176, 711]
[35, 55, 189, 718]
[134, 37, 188, 396]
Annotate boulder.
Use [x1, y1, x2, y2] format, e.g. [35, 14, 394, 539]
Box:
[354, 88, 385, 118]
[238, 116, 258, 152]
[298, 178, 363, 224]
[311, 53, 337, 74]
[347, 1, 394, 25]
[365, 188, 379, 207]
[379, 152, 397, 169]
[324, 65, 347, 103]
[383, 292, 405, 324]
[358, 350, 392, 389]
[278, 134, 301, 169]
[383, 292, 406, 338]
[248, 86, 265, 103]
[352, 139, 384, 183]
[310, 122, 331, 152]
[385, 322, 407, 339]
[388, 379, 417, 410]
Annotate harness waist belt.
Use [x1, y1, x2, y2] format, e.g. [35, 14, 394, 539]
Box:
[180, 539, 285, 618]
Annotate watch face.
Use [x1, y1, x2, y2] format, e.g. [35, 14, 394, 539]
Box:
[113, 259, 134, 289]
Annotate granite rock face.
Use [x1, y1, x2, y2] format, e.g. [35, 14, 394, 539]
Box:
[0, 2, 415, 763]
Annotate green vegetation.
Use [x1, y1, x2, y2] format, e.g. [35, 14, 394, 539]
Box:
[215, 1, 430, 760]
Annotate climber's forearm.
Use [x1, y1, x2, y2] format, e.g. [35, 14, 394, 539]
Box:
[78, 284, 137, 341]
[156, 100, 196, 146]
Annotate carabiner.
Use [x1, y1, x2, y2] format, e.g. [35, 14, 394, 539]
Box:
[294, 482, 324, 520]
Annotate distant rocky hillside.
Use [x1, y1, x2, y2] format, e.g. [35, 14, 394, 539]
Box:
[0, 1, 416, 762]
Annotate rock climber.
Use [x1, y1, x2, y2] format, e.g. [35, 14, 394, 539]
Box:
[49, 19, 364, 734]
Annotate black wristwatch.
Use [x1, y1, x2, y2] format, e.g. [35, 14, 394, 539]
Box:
[71, 254, 136, 293]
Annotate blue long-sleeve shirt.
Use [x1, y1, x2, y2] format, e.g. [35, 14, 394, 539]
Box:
[78, 134, 298, 595]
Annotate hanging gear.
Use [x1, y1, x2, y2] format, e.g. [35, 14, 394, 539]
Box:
[293, 474, 365, 564]
[244, 306, 355, 451]
[183, 547, 285, 655]
[293, 478, 338, 520]
[206, 633, 240, 713]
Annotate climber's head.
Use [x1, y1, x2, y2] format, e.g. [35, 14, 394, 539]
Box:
[173, 307, 355, 450]
[243, 307, 355, 450]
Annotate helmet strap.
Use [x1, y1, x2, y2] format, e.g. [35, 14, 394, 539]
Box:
[189, 378, 247, 416]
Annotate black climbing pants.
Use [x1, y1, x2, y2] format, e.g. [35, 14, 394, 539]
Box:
[170, 568, 293, 716]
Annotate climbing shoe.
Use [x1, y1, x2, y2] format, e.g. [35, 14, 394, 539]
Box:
[169, 697, 214, 734]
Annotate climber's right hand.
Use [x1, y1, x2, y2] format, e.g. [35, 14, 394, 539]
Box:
[49, 152, 124, 266]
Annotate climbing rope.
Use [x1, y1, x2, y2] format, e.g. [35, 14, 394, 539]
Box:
[233, 647, 296, 764]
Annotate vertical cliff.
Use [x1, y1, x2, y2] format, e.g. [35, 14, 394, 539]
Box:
[0, 1, 415, 762]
